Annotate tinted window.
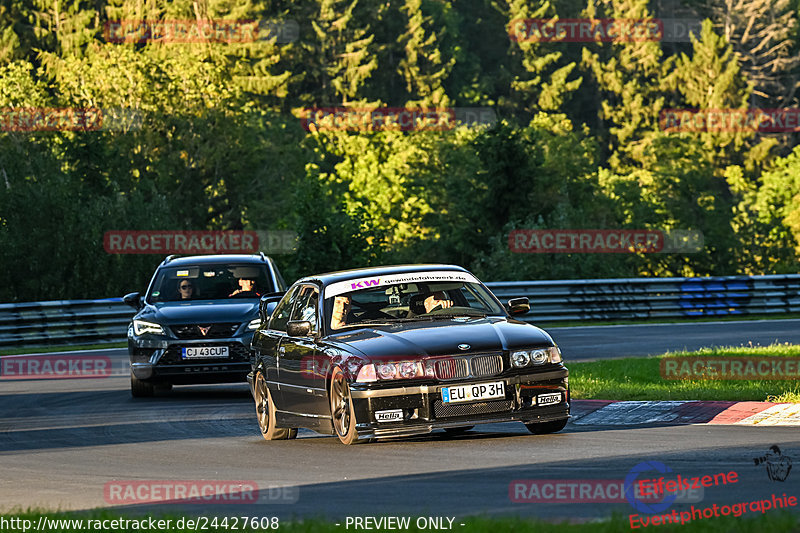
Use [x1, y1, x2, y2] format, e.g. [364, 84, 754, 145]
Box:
[270, 286, 300, 332]
[147, 263, 276, 303]
[290, 286, 319, 332]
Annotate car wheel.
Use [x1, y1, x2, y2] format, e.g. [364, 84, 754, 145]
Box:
[329, 366, 363, 445]
[524, 418, 568, 434]
[443, 426, 474, 435]
[254, 371, 297, 440]
[130, 372, 155, 398]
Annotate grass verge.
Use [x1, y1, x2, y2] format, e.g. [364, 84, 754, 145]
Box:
[570, 344, 800, 402]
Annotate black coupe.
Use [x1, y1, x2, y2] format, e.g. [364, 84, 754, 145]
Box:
[248, 264, 569, 444]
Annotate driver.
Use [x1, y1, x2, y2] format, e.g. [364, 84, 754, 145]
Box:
[423, 291, 453, 313]
[331, 296, 352, 330]
[229, 278, 259, 297]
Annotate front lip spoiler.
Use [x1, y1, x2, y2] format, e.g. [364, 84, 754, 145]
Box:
[358, 409, 570, 440]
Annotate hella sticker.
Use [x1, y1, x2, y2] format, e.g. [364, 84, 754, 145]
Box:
[375, 409, 403, 423]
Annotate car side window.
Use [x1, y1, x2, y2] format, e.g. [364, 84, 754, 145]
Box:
[291, 286, 319, 332]
[269, 286, 300, 332]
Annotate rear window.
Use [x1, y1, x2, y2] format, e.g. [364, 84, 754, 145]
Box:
[147, 264, 275, 303]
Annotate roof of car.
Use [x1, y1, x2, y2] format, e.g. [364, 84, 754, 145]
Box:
[159, 254, 271, 267]
[295, 264, 471, 287]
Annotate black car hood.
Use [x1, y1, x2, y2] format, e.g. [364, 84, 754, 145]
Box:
[139, 300, 258, 325]
[328, 317, 554, 359]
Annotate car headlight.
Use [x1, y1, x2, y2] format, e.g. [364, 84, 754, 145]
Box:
[133, 319, 164, 336]
[355, 361, 425, 383]
[247, 318, 261, 330]
[510, 346, 561, 368]
[511, 350, 531, 367]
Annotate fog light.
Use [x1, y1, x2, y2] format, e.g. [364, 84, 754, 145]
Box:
[511, 350, 530, 368]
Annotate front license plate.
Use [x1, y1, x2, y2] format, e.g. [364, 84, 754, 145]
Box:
[441, 381, 504, 404]
[537, 392, 562, 406]
[181, 346, 229, 359]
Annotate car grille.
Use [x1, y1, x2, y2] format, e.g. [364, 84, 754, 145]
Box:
[158, 343, 250, 365]
[433, 353, 503, 380]
[435, 358, 469, 380]
[470, 354, 503, 377]
[433, 399, 514, 418]
[171, 323, 240, 339]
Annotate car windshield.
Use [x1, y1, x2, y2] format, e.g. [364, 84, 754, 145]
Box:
[146, 264, 275, 303]
[323, 276, 505, 331]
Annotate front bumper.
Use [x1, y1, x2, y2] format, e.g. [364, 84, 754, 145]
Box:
[348, 368, 569, 440]
[129, 332, 253, 385]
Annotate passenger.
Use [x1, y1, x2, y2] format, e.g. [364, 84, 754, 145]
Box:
[178, 280, 194, 300]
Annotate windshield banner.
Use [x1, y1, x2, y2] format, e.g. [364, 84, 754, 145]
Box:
[324, 271, 480, 298]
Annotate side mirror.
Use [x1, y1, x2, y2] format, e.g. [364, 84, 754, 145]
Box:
[286, 320, 312, 337]
[259, 292, 285, 323]
[507, 297, 530, 316]
[123, 292, 142, 310]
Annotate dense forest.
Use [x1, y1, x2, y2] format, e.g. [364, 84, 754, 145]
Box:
[0, 0, 799, 301]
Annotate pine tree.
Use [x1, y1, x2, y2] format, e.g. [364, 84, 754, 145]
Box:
[502, 0, 582, 115]
[580, 0, 674, 172]
[397, 0, 455, 108]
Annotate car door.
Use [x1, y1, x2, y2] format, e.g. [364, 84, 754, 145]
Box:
[277, 285, 326, 414]
[252, 285, 300, 410]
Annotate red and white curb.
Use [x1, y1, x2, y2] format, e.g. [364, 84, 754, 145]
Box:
[571, 400, 800, 426]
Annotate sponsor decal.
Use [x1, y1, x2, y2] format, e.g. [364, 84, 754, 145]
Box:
[660, 108, 800, 133]
[299, 107, 496, 132]
[104, 19, 299, 44]
[0, 355, 112, 379]
[660, 357, 800, 380]
[375, 409, 404, 422]
[324, 271, 480, 298]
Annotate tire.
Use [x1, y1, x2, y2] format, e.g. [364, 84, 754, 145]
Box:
[254, 371, 297, 440]
[524, 418, 568, 435]
[329, 366, 363, 445]
[130, 372, 155, 398]
[443, 426, 474, 435]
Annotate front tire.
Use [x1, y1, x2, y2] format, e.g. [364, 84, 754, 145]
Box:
[524, 418, 568, 434]
[130, 372, 155, 398]
[329, 366, 363, 445]
[254, 371, 297, 440]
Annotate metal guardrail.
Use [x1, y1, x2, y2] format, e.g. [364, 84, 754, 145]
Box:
[0, 298, 134, 348]
[486, 274, 800, 323]
[1, 274, 799, 348]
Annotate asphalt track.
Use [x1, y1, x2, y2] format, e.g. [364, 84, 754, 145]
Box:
[1, 319, 800, 524]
